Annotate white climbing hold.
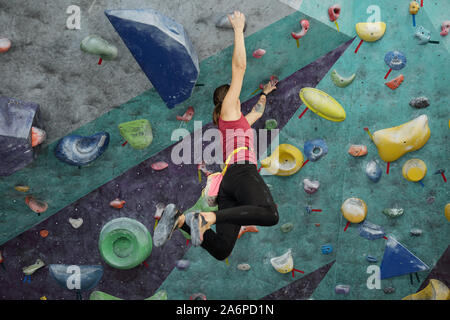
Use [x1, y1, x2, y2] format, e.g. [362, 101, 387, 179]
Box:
[69, 217, 83, 229]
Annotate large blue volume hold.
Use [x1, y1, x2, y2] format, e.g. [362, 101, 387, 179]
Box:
[380, 237, 429, 279]
[54, 132, 110, 166]
[49, 264, 104, 292]
[0, 96, 42, 176]
[105, 9, 199, 109]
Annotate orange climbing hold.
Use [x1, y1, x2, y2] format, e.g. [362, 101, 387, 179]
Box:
[385, 74, 404, 90]
[237, 225, 259, 239]
[31, 127, 46, 147]
[39, 230, 49, 238]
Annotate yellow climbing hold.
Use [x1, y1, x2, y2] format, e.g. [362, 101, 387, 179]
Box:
[14, 185, 30, 192]
[356, 22, 386, 42]
[299, 88, 346, 122]
[260, 144, 304, 176]
[402, 159, 427, 182]
[402, 279, 450, 300]
[445, 203, 450, 222]
[40, 296, 47, 300]
[341, 198, 367, 223]
[372, 115, 430, 162]
[270, 249, 294, 274]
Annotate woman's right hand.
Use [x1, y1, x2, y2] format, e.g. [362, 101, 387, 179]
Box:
[228, 11, 246, 32]
[262, 81, 277, 95]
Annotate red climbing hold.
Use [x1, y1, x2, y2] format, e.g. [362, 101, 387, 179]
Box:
[385, 74, 404, 90]
[151, 161, 169, 171]
[237, 225, 259, 239]
[176, 106, 194, 122]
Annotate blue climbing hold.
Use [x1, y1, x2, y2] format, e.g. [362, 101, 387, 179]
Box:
[414, 26, 431, 45]
[358, 220, 385, 240]
[54, 132, 110, 166]
[384, 50, 407, 70]
[380, 237, 429, 279]
[321, 244, 333, 255]
[365, 160, 382, 183]
[105, 9, 199, 109]
[304, 139, 328, 162]
[49, 265, 104, 294]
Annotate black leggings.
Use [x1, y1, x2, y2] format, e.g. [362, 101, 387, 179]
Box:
[181, 163, 279, 260]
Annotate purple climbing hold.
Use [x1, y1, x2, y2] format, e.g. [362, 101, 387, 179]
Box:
[335, 284, 350, 294]
[358, 220, 385, 240]
[175, 259, 190, 270]
[105, 9, 199, 109]
[0, 96, 43, 176]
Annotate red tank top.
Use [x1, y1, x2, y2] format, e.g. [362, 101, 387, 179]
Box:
[218, 113, 257, 165]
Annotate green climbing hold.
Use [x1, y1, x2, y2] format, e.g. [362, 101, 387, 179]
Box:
[281, 222, 294, 233]
[144, 290, 168, 300]
[98, 217, 152, 270]
[118, 119, 153, 150]
[265, 119, 278, 130]
[80, 35, 118, 60]
[382, 208, 404, 218]
[90, 291, 122, 300]
[89, 290, 167, 300]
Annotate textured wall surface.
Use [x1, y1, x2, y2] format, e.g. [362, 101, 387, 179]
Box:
[0, 0, 448, 300]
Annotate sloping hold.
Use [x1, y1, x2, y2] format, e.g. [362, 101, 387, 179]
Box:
[380, 237, 430, 279]
[105, 9, 199, 109]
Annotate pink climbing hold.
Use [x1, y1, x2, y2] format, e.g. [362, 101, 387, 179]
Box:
[110, 198, 126, 209]
[440, 21, 450, 36]
[0, 38, 11, 53]
[176, 106, 194, 122]
[151, 161, 169, 171]
[25, 196, 48, 214]
[328, 5, 341, 22]
[291, 19, 310, 40]
[252, 48, 266, 59]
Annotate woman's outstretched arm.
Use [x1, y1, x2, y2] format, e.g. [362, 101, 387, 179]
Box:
[221, 11, 246, 121]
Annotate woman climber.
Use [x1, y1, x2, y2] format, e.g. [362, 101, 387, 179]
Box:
[153, 11, 279, 260]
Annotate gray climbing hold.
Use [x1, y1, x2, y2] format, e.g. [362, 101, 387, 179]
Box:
[410, 228, 423, 236]
[383, 287, 395, 294]
[366, 255, 378, 263]
[409, 97, 430, 109]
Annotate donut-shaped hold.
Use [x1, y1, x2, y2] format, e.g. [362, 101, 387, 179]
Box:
[304, 139, 328, 162]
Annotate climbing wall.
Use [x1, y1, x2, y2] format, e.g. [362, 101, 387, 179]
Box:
[0, 0, 448, 300]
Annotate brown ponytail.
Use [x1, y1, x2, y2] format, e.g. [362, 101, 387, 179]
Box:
[213, 84, 230, 125]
